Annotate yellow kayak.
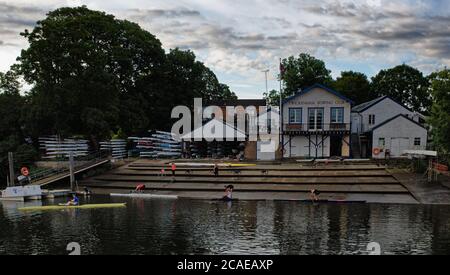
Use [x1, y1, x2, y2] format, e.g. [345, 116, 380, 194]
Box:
[19, 203, 127, 211]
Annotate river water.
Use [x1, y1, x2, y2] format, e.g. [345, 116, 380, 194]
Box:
[0, 196, 449, 255]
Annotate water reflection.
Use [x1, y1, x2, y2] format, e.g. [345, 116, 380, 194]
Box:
[1, 198, 449, 255]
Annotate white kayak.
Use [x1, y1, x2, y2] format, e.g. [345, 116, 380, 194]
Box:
[110, 193, 178, 199]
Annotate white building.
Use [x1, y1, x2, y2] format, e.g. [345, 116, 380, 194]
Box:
[282, 84, 354, 159]
[351, 96, 427, 159]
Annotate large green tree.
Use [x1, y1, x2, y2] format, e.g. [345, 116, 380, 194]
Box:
[429, 69, 450, 154]
[17, 6, 236, 138]
[18, 6, 166, 142]
[332, 71, 374, 105]
[371, 64, 431, 113]
[281, 53, 332, 97]
[0, 70, 37, 187]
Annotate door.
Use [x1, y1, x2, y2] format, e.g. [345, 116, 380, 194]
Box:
[257, 141, 276, 160]
[330, 136, 343, 157]
[308, 108, 324, 130]
[390, 138, 410, 157]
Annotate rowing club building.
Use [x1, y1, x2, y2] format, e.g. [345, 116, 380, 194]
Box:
[282, 84, 354, 159]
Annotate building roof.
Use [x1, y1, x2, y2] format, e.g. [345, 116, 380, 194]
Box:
[352, 96, 388, 113]
[282, 83, 355, 105]
[352, 95, 420, 115]
[370, 114, 427, 132]
[181, 118, 247, 140]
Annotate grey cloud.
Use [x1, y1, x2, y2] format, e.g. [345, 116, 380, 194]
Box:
[303, 1, 412, 20]
[0, 2, 44, 37]
[262, 16, 292, 28]
[126, 8, 202, 22]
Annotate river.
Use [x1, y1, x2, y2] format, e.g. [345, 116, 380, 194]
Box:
[1, 196, 449, 255]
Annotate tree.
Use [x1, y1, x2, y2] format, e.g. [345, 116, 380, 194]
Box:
[156, 48, 236, 130]
[263, 89, 281, 106]
[0, 70, 37, 187]
[332, 71, 374, 105]
[18, 6, 166, 142]
[281, 53, 332, 96]
[371, 64, 431, 113]
[429, 69, 450, 153]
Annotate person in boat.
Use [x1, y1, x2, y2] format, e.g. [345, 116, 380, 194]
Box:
[65, 194, 79, 206]
[213, 164, 219, 177]
[310, 189, 321, 202]
[135, 184, 146, 193]
[222, 185, 234, 201]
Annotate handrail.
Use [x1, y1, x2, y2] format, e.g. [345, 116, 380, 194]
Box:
[28, 150, 110, 183]
[283, 123, 351, 132]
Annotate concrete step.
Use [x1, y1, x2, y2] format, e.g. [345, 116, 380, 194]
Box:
[113, 169, 391, 177]
[93, 175, 399, 184]
[82, 181, 409, 193]
[126, 164, 386, 171]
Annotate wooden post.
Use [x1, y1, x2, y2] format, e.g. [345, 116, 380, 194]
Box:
[8, 152, 14, 187]
[69, 152, 75, 192]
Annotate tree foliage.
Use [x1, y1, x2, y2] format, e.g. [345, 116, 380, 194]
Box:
[17, 6, 236, 141]
[263, 89, 281, 106]
[0, 70, 37, 186]
[18, 6, 166, 141]
[429, 69, 450, 153]
[371, 64, 431, 113]
[332, 71, 374, 105]
[281, 53, 332, 97]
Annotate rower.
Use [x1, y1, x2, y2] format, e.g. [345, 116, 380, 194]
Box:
[310, 189, 321, 202]
[65, 194, 79, 206]
[135, 184, 146, 193]
[222, 185, 234, 201]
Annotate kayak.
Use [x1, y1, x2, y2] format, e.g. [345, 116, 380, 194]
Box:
[110, 193, 178, 199]
[18, 203, 127, 211]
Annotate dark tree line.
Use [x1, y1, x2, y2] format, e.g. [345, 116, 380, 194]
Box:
[0, 6, 236, 185]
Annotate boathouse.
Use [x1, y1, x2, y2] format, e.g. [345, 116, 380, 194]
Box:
[351, 96, 427, 159]
[282, 84, 353, 159]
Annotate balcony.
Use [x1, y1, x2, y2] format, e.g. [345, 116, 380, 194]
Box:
[283, 123, 350, 134]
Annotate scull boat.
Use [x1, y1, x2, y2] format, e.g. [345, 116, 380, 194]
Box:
[18, 203, 127, 211]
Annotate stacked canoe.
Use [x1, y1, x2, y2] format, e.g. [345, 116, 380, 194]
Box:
[129, 131, 182, 159]
[39, 136, 89, 159]
[100, 139, 127, 159]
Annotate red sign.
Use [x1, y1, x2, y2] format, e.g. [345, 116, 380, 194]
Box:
[433, 163, 449, 172]
[21, 167, 29, 177]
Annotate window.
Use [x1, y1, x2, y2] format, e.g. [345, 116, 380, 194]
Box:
[308, 108, 324, 130]
[331, 108, 344, 123]
[378, 138, 385, 148]
[289, 108, 302, 124]
[369, 114, 376, 125]
[414, 138, 421, 146]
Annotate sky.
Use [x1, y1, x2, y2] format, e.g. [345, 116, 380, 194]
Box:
[0, 0, 449, 98]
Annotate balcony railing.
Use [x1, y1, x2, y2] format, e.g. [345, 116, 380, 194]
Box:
[283, 123, 350, 133]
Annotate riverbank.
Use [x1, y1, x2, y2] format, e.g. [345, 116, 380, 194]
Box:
[76, 159, 450, 205]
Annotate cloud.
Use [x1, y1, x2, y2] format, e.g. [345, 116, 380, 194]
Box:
[0, 0, 449, 96]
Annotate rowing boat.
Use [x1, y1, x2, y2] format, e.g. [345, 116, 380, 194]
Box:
[110, 193, 178, 199]
[18, 203, 127, 211]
